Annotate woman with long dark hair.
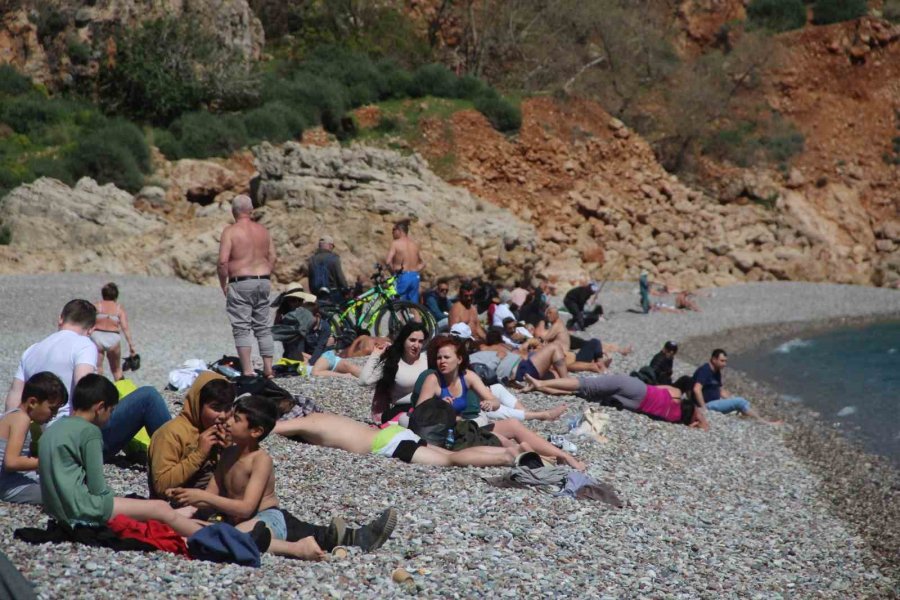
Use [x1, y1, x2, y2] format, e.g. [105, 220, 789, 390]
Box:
[358, 322, 429, 423]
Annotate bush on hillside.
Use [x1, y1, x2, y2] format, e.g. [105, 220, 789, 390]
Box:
[66, 133, 145, 192]
[474, 93, 522, 133]
[0, 66, 32, 96]
[242, 102, 305, 144]
[747, 0, 807, 32]
[99, 17, 258, 125]
[159, 112, 249, 159]
[812, 0, 868, 24]
[410, 64, 458, 98]
[97, 119, 151, 172]
[0, 94, 71, 135]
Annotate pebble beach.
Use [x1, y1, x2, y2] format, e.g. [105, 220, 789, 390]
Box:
[0, 273, 898, 598]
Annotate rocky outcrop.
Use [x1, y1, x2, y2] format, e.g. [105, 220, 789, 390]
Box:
[0, 1, 263, 89]
[0, 146, 539, 286]
[253, 143, 538, 284]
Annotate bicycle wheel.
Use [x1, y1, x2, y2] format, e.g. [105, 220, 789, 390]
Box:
[373, 301, 436, 339]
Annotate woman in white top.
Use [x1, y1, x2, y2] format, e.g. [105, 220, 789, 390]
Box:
[91, 282, 136, 381]
[359, 322, 429, 423]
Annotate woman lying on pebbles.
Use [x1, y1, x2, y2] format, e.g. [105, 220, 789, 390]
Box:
[522, 373, 709, 429]
[412, 336, 586, 471]
[359, 323, 567, 425]
[272, 412, 524, 467]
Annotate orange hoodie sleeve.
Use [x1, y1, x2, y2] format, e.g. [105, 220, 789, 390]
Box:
[148, 421, 210, 497]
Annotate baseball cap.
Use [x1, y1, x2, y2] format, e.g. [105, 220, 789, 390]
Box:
[450, 323, 473, 340]
[664, 341, 678, 351]
[319, 235, 334, 245]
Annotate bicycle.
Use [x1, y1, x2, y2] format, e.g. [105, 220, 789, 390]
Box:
[318, 264, 436, 349]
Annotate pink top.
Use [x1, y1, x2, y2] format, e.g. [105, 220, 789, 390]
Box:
[638, 385, 681, 423]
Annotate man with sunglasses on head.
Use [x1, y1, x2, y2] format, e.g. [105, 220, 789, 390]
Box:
[449, 281, 487, 341]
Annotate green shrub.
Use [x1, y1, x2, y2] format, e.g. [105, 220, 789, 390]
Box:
[376, 60, 413, 99]
[67, 38, 92, 65]
[474, 93, 522, 133]
[0, 225, 10, 245]
[242, 102, 305, 144]
[99, 17, 258, 125]
[32, 3, 67, 44]
[812, 0, 868, 24]
[163, 112, 249, 159]
[374, 114, 401, 133]
[27, 155, 74, 184]
[455, 75, 489, 100]
[747, 0, 807, 32]
[0, 95, 70, 135]
[410, 64, 458, 98]
[94, 119, 152, 172]
[0, 66, 32, 96]
[66, 133, 145, 192]
[703, 121, 759, 167]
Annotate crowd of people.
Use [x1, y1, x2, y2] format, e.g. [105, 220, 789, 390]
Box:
[0, 196, 781, 567]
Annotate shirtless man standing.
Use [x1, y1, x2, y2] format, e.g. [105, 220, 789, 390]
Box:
[448, 281, 487, 340]
[217, 196, 277, 378]
[385, 219, 425, 303]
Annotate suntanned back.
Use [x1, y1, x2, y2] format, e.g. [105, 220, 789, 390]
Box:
[225, 220, 272, 276]
[388, 237, 422, 272]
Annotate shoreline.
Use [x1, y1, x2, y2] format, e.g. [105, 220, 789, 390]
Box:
[681, 316, 900, 582]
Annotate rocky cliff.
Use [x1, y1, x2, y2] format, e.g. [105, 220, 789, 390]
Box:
[0, 145, 537, 286]
[0, 0, 263, 90]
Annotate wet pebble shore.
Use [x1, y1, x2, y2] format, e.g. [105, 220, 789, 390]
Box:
[0, 274, 897, 598]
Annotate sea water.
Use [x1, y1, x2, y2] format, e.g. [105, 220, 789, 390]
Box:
[731, 320, 900, 466]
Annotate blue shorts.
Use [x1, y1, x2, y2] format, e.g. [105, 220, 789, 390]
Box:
[255, 507, 287, 540]
[395, 271, 421, 303]
[514, 359, 540, 382]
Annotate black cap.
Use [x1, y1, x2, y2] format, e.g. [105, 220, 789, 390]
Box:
[664, 341, 678, 351]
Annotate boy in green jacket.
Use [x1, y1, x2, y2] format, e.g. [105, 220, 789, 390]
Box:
[38, 374, 201, 536]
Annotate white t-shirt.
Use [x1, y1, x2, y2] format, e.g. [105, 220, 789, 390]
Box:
[14, 329, 97, 419]
[492, 303, 516, 328]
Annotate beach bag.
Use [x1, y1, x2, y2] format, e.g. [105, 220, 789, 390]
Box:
[114, 379, 151, 460]
[210, 355, 242, 379]
[451, 420, 502, 451]
[629, 366, 658, 386]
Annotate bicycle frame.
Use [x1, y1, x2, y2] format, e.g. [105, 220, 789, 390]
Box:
[333, 275, 398, 331]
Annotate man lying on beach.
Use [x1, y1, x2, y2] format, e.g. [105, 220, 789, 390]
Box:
[168, 396, 398, 560]
[692, 349, 782, 426]
[6, 299, 172, 459]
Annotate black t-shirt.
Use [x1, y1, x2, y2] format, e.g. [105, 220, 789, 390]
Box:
[649, 351, 673, 385]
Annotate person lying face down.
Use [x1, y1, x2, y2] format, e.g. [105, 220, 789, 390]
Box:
[148, 372, 235, 498]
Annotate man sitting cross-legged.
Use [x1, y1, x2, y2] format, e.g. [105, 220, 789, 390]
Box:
[168, 396, 398, 560]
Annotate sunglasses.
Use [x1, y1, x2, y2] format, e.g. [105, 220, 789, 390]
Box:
[438, 288, 449, 293]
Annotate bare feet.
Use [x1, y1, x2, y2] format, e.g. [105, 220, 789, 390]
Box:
[522, 373, 542, 393]
[541, 404, 568, 421]
[286, 536, 326, 561]
[620, 346, 633, 356]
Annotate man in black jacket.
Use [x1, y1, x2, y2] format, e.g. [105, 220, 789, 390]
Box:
[649, 341, 678, 385]
[563, 282, 601, 331]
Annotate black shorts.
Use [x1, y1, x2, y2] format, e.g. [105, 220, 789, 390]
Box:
[393, 438, 428, 463]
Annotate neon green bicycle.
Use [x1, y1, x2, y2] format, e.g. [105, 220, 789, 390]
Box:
[319, 264, 436, 349]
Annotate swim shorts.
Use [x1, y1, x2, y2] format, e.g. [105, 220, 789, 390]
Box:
[514, 359, 540, 382]
[371, 425, 426, 463]
[90, 330, 121, 351]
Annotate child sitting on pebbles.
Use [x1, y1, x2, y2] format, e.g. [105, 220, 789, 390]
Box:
[168, 395, 398, 560]
[0, 372, 67, 504]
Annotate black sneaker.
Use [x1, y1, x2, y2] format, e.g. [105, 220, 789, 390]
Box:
[345, 508, 397, 552]
[323, 516, 346, 552]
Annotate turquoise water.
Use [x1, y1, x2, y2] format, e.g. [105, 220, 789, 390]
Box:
[731, 320, 900, 466]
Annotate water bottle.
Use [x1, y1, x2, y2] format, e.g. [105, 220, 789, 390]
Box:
[445, 428, 456, 449]
[565, 411, 583, 433]
[217, 364, 240, 379]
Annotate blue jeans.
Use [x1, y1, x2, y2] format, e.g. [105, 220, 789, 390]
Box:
[706, 397, 751, 414]
[395, 272, 420, 303]
[101, 386, 172, 457]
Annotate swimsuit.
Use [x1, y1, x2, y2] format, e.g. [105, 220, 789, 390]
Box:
[438, 372, 469, 414]
[320, 350, 341, 371]
[371, 425, 425, 463]
[92, 301, 122, 350]
[255, 507, 287, 540]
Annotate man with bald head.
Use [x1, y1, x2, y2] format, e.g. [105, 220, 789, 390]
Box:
[217, 195, 277, 378]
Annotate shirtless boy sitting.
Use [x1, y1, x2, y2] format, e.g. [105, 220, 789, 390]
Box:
[169, 396, 398, 560]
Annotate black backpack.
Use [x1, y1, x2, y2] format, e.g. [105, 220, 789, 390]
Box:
[408, 397, 457, 448]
